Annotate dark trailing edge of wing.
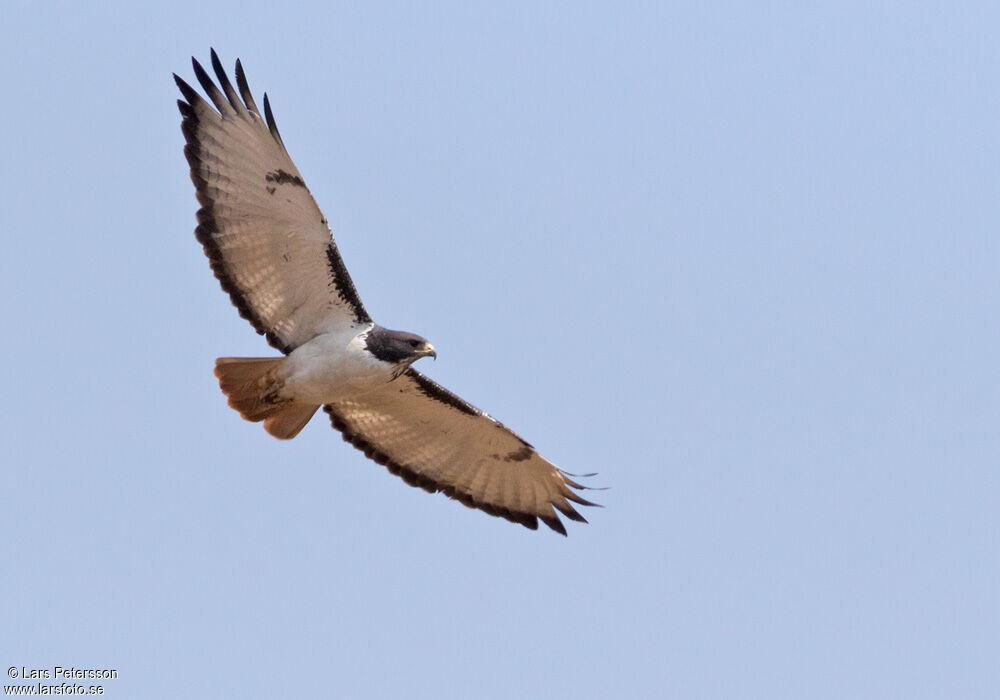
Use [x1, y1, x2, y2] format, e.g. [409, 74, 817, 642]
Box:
[174, 70, 294, 354]
[175, 50, 372, 353]
[323, 403, 556, 532]
[323, 370, 599, 535]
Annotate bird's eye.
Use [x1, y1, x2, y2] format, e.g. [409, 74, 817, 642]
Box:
[409, 339, 421, 347]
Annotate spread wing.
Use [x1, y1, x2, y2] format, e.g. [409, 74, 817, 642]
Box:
[175, 50, 369, 354]
[324, 369, 597, 534]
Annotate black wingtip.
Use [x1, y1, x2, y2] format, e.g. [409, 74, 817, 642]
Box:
[555, 501, 590, 524]
[564, 486, 603, 508]
[540, 515, 569, 536]
[191, 55, 233, 114]
[210, 48, 225, 82]
[190, 55, 206, 81]
[191, 57, 213, 95]
[263, 93, 279, 135]
[173, 74, 203, 111]
[233, 58, 262, 116]
[561, 471, 608, 492]
[208, 48, 243, 112]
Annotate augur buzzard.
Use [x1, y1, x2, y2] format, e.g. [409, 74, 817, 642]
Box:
[175, 51, 597, 534]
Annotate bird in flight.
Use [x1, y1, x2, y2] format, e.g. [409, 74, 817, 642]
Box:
[175, 51, 597, 534]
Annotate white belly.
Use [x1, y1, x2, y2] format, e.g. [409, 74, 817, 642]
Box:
[281, 328, 395, 404]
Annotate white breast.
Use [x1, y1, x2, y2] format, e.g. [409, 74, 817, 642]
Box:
[281, 326, 394, 404]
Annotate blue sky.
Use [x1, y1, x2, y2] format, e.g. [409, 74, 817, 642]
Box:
[2, 2, 998, 698]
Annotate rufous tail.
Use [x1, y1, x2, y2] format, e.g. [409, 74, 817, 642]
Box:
[213, 357, 319, 440]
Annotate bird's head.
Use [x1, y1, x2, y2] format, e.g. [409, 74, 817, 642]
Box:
[365, 326, 436, 366]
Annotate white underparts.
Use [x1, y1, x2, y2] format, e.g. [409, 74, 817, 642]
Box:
[281, 326, 398, 405]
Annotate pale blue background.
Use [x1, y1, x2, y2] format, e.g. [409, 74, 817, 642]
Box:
[2, 2, 998, 698]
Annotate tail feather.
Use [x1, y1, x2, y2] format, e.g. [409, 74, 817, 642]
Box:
[263, 403, 319, 440]
[213, 357, 319, 439]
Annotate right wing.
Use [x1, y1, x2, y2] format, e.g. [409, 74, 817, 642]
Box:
[175, 50, 370, 354]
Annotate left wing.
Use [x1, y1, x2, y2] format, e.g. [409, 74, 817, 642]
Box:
[324, 369, 597, 534]
[175, 50, 370, 354]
